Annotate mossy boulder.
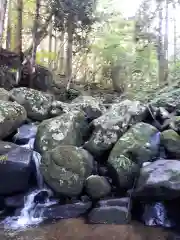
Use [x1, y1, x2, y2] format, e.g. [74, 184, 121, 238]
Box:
[108, 122, 159, 165]
[161, 129, 180, 158]
[41, 145, 94, 197]
[35, 110, 89, 154]
[0, 100, 27, 139]
[84, 100, 147, 158]
[151, 88, 180, 113]
[71, 95, 103, 121]
[107, 123, 159, 189]
[10, 87, 54, 121]
[108, 154, 139, 189]
[85, 175, 111, 199]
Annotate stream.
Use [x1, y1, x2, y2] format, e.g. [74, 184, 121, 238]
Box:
[0, 219, 171, 240]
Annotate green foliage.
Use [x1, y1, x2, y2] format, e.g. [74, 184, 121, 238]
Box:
[36, 50, 57, 66]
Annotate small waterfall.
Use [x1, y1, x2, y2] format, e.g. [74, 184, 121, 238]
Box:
[3, 189, 58, 230]
[32, 151, 43, 189]
[2, 124, 58, 230]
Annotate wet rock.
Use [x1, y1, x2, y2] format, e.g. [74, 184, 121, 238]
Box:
[34, 190, 49, 204]
[5, 193, 24, 208]
[0, 197, 5, 212]
[0, 88, 10, 101]
[84, 100, 147, 157]
[35, 110, 89, 154]
[134, 159, 180, 200]
[142, 202, 174, 228]
[35, 201, 92, 220]
[10, 87, 54, 121]
[161, 130, 180, 159]
[169, 116, 180, 133]
[85, 175, 111, 199]
[0, 141, 33, 195]
[158, 107, 171, 120]
[0, 100, 27, 139]
[71, 95, 103, 122]
[13, 123, 37, 144]
[41, 145, 94, 197]
[88, 206, 131, 224]
[97, 197, 131, 208]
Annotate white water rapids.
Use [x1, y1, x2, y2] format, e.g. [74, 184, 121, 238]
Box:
[2, 129, 58, 230]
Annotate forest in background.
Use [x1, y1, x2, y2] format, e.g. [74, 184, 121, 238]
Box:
[0, 0, 180, 101]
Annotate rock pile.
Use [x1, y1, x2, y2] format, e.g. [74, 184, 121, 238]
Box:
[0, 86, 180, 229]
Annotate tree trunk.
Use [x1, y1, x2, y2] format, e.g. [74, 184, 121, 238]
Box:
[164, 0, 169, 84]
[48, 18, 53, 68]
[111, 64, 124, 93]
[0, 0, 7, 48]
[53, 30, 57, 69]
[30, 0, 40, 87]
[14, 0, 23, 85]
[157, 0, 165, 84]
[66, 14, 73, 90]
[6, 0, 11, 50]
[15, 0, 23, 54]
[24, 13, 52, 56]
[173, 0, 177, 66]
[59, 29, 65, 74]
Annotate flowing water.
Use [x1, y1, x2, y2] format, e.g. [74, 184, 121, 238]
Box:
[0, 219, 171, 240]
[2, 129, 58, 230]
[2, 189, 57, 230]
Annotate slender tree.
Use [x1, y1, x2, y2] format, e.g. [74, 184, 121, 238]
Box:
[164, 0, 169, 84]
[157, 0, 165, 84]
[66, 13, 74, 89]
[30, 0, 40, 87]
[0, 0, 7, 48]
[15, 0, 23, 54]
[48, 17, 53, 68]
[6, 0, 11, 50]
[173, 0, 177, 66]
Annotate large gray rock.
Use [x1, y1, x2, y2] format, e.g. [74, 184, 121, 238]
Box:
[109, 122, 159, 165]
[35, 110, 89, 154]
[84, 100, 147, 157]
[0, 141, 33, 195]
[34, 201, 92, 220]
[0, 88, 10, 101]
[88, 206, 131, 224]
[10, 87, 54, 121]
[161, 130, 180, 159]
[71, 95, 103, 121]
[134, 159, 180, 200]
[85, 175, 111, 199]
[41, 145, 94, 197]
[169, 116, 180, 133]
[0, 100, 27, 139]
[151, 88, 180, 113]
[107, 123, 159, 189]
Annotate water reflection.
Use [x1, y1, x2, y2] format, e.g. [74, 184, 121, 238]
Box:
[0, 219, 170, 240]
